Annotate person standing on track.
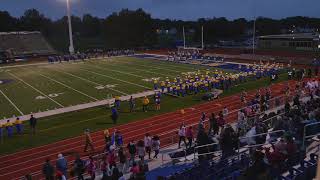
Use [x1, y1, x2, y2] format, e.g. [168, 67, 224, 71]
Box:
[144, 133, 152, 159]
[152, 135, 160, 159]
[127, 140, 136, 166]
[29, 115, 37, 135]
[56, 154, 68, 179]
[84, 129, 94, 152]
[178, 123, 187, 149]
[73, 155, 85, 180]
[42, 158, 55, 180]
[186, 126, 194, 149]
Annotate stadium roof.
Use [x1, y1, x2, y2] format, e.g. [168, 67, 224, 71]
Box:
[259, 33, 320, 41]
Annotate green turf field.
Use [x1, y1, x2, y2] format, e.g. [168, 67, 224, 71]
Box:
[0, 57, 235, 118]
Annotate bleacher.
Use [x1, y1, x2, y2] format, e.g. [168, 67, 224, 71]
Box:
[0, 31, 55, 57]
[146, 94, 320, 180]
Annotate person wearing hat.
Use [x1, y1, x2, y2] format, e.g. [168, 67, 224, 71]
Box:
[84, 129, 94, 152]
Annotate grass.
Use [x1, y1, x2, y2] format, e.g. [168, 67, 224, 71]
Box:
[0, 65, 289, 155]
[0, 56, 234, 118]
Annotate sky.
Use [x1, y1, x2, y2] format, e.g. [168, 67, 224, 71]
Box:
[0, 0, 320, 20]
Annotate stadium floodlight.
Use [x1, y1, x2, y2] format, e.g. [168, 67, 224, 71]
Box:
[66, 0, 75, 54]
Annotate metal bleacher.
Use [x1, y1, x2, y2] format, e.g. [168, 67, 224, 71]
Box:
[0, 31, 55, 57]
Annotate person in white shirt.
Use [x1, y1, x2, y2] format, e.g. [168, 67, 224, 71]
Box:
[144, 133, 152, 159]
[178, 123, 187, 149]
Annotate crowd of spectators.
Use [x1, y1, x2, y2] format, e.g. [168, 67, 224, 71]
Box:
[165, 79, 320, 179]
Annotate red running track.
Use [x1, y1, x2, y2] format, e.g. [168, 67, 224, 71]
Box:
[0, 81, 295, 180]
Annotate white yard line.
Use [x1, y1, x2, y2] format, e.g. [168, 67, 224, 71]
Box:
[98, 62, 176, 77]
[52, 69, 128, 95]
[0, 89, 24, 116]
[8, 72, 64, 108]
[86, 64, 145, 78]
[80, 68, 151, 89]
[38, 73, 99, 101]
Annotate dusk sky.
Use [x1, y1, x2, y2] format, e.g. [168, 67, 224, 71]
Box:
[1, 0, 320, 20]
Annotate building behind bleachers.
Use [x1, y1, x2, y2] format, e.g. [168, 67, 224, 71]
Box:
[0, 31, 55, 57]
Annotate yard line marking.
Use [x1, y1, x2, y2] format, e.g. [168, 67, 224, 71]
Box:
[8, 72, 64, 108]
[38, 73, 99, 101]
[85, 63, 145, 78]
[52, 68, 128, 95]
[96, 61, 176, 77]
[80, 68, 151, 89]
[0, 89, 24, 116]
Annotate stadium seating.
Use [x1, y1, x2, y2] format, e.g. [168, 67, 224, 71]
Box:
[0, 31, 55, 56]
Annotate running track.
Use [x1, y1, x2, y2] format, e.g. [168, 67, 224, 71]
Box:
[0, 81, 296, 180]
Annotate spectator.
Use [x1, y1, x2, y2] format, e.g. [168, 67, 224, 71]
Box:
[144, 133, 152, 159]
[111, 167, 121, 180]
[217, 111, 225, 132]
[130, 162, 140, 178]
[84, 129, 94, 152]
[127, 140, 136, 165]
[42, 158, 54, 180]
[129, 96, 135, 112]
[223, 106, 229, 118]
[118, 172, 126, 180]
[86, 156, 96, 180]
[178, 123, 187, 149]
[29, 115, 37, 135]
[100, 155, 110, 179]
[186, 126, 193, 149]
[118, 147, 127, 173]
[152, 136, 160, 158]
[104, 129, 111, 152]
[209, 113, 219, 135]
[73, 155, 85, 180]
[142, 96, 150, 112]
[220, 124, 237, 159]
[112, 130, 123, 148]
[137, 140, 145, 163]
[56, 154, 68, 179]
[108, 149, 117, 168]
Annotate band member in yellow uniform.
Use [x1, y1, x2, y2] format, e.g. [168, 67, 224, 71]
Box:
[160, 81, 165, 93]
[15, 117, 23, 135]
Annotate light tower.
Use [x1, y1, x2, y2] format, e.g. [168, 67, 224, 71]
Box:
[66, 0, 75, 54]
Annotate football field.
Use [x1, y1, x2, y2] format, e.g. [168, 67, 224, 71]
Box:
[0, 56, 230, 118]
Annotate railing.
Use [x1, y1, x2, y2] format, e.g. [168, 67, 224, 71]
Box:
[302, 122, 320, 150]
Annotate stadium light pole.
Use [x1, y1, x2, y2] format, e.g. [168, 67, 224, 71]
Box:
[252, 18, 256, 55]
[66, 0, 75, 54]
[201, 26, 204, 49]
[183, 26, 186, 49]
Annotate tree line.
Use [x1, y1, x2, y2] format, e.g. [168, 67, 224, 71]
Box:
[0, 8, 319, 52]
